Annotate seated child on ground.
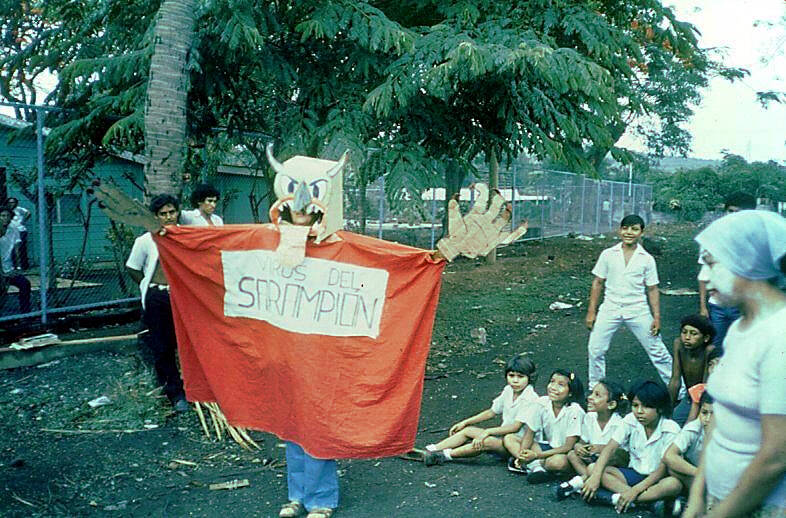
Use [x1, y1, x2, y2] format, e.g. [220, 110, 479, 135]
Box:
[423, 354, 538, 465]
[685, 347, 721, 423]
[556, 379, 629, 500]
[667, 314, 715, 426]
[504, 369, 585, 484]
[658, 392, 714, 514]
[580, 380, 682, 513]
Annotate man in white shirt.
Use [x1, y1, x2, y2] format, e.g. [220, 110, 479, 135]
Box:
[125, 194, 188, 412]
[7, 197, 30, 270]
[180, 184, 223, 226]
[585, 215, 675, 392]
[1, 206, 31, 314]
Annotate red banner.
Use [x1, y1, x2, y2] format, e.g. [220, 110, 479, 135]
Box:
[155, 225, 444, 459]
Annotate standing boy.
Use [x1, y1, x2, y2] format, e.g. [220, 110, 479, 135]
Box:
[180, 184, 223, 226]
[585, 215, 675, 392]
[125, 195, 188, 412]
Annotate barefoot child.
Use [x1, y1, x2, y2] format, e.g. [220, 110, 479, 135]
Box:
[684, 347, 721, 423]
[581, 380, 682, 513]
[423, 354, 538, 465]
[556, 379, 628, 500]
[504, 369, 585, 484]
[667, 314, 715, 425]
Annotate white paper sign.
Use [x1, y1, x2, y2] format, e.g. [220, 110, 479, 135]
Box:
[222, 250, 388, 338]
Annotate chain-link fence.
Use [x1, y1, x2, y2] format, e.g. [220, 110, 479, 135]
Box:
[345, 165, 653, 250]
[1, 103, 652, 325]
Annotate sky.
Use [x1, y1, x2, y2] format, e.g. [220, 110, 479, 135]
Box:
[3, 1, 785, 163]
[620, 0, 786, 163]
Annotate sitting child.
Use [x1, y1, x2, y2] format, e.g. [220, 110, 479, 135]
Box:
[667, 314, 715, 426]
[556, 379, 628, 500]
[685, 347, 721, 422]
[504, 369, 585, 484]
[423, 354, 538, 465]
[658, 392, 715, 516]
[580, 380, 682, 513]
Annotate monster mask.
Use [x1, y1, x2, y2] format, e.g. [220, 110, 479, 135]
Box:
[266, 144, 348, 266]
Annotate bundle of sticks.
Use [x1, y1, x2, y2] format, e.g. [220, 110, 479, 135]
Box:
[193, 401, 261, 450]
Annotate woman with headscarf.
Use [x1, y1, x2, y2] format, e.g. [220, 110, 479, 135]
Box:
[683, 210, 786, 518]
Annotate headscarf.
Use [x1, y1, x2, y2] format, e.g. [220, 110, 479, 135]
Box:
[695, 210, 786, 281]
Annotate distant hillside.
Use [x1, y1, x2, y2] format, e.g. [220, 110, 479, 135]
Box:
[651, 156, 722, 172]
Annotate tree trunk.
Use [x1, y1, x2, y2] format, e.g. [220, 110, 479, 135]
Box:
[485, 148, 499, 264]
[143, 0, 195, 199]
[442, 158, 466, 238]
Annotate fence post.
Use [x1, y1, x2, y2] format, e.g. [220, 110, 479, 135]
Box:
[511, 166, 517, 228]
[36, 109, 49, 324]
[539, 184, 545, 241]
[580, 176, 586, 234]
[378, 176, 384, 239]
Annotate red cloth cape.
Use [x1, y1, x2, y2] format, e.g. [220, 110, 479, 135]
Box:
[155, 225, 444, 459]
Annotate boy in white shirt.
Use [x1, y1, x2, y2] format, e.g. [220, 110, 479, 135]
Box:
[180, 184, 223, 226]
[585, 215, 675, 393]
[125, 194, 188, 412]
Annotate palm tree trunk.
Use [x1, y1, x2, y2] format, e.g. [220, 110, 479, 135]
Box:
[143, 0, 195, 198]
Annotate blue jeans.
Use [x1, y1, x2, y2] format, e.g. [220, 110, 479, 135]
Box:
[672, 394, 692, 427]
[708, 302, 740, 351]
[286, 442, 339, 511]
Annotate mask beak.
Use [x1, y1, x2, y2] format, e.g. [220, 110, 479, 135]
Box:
[292, 181, 311, 213]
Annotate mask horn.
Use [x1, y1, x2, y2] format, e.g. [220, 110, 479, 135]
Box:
[325, 150, 349, 178]
[266, 143, 287, 176]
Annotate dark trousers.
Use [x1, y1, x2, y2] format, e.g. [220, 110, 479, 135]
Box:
[142, 287, 185, 402]
[4, 273, 31, 313]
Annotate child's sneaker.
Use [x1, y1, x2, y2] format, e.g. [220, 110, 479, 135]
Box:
[423, 451, 447, 466]
[590, 489, 615, 507]
[653, 497, 685, 517]
[554, 482, 578, 501]
[507, 457, 527, 474]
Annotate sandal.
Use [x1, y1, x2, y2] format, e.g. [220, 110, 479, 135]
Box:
[279, 501, 304, 517]
[306, 508, 334, 518]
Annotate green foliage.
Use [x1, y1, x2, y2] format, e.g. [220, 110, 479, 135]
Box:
[1, 0, 752, 207]
[649, 155, 786, 221]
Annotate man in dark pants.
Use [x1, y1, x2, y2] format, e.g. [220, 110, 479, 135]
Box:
[0, 206, 31, 314]
[125, 195, 188, 412]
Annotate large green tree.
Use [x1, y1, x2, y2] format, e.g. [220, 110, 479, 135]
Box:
[1, 0, 747, 215]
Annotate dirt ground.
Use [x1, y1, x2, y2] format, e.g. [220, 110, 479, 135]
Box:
[1, 223, 703, 517]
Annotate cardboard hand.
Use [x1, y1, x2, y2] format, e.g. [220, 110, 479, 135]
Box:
[436, 184, 528, 261]
[87, 179, 161, 234]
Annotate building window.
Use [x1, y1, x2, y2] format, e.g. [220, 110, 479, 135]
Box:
[56, 193, 82, 224]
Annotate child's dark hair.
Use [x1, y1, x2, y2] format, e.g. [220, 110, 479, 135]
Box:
[190, 184, 220, 206]
[699, 390, 714, 407]
[149, 194, 179, 214]
[596, 379, 628, 415]
[627, 380, 672, 418]
[620, 214, 645, 229]
[506, 354, 537, 384]
[550, 369, 585, 407]
[680, 314, 716, 344]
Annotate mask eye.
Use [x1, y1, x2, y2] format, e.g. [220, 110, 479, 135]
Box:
[310, 179, 328, 201]
[287, 179, 297, 193]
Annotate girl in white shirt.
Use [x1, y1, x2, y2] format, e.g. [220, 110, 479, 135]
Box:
[505, 369, 586, 484]
[423, 354, 539, 465]
[581, 380, 682, 513]
[556, 379, 628, 500]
